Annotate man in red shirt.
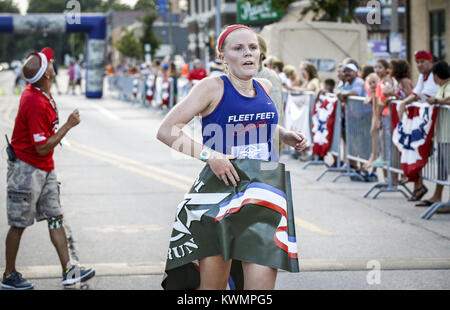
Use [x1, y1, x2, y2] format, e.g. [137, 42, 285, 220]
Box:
[2, 47, 95, 290]
[187, 58, 207, 86]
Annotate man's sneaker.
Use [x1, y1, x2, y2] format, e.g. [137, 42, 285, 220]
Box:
[61, 265, 95, 286]
[1, 271, 34, 290]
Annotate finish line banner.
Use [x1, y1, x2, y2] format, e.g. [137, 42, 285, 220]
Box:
[161, 159, 299, 290]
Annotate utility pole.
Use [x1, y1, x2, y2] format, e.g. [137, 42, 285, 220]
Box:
[216, 0, 221, 38]
[168, 0, 174, 60]
[389, 0, 400, 59]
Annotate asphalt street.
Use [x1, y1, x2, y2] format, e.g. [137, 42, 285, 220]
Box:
[0, 70, 449, 290]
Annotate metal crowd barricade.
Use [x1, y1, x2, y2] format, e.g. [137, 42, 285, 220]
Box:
[143, 74, 155, 105]
[296, 91, 332, 170]
[284, 90, 326, 168]
[132, 77, 146, 104]
[330, 96, 367, 182]
[177, 77, 191, 102]
[364, 101, 412, 199]
[421, 104, 450, 219]
[111, 74, 189, 109]
[316, 97, 346, 181]
[112, 75, 134, 102]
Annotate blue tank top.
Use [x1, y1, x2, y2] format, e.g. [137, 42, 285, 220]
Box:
[202, 75, 279, 162]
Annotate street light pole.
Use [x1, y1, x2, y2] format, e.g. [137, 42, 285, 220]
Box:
[390, 0, 399, 59]
[168, 0, 174, 59]
[216, 0, 222, 37]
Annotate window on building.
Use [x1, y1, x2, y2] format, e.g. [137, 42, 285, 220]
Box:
[429, 10, 446, 61]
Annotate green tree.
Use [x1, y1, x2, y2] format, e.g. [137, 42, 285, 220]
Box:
[27, 0, 68, 13]
[134, 0, 157, 12]
[140, 13, 162, 60]
[114, 27, 142, 60]
[101, 0, 133, 12]
[300, 0, 359, 22]
[0, 0, 19, 12]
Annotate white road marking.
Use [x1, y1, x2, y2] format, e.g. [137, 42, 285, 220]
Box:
[10, 257, 450, 279]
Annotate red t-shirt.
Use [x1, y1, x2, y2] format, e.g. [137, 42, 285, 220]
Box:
[188, 68, 207, 81]
[11, 84, 58, 172]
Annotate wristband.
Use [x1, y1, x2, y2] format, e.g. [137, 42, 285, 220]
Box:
[200, 147, 212, 162]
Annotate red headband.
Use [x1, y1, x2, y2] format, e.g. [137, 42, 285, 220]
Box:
[414, 49, 432, 61]
[218, 25, 251, 53]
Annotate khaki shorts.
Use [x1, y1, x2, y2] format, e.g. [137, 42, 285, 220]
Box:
[7, 159, 63, 227]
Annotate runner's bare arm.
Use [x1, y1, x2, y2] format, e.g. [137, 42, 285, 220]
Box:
[157, 77, 223, 159]
[157, 77, 240, 186]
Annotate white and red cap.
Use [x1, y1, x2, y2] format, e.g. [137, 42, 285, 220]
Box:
[24, 47, 55, 84]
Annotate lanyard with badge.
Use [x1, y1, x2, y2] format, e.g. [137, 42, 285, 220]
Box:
[33, 86, 59, 131]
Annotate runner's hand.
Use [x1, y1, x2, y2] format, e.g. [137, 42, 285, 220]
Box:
[283, 131, 307, 152]
[207, 151, 240, 187]
[67, 109, 80, 128]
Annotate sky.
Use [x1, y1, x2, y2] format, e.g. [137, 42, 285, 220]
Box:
[13, 0, 139, 14]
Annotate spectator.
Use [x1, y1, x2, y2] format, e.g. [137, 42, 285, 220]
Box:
[74, 60, 82, 95]
[336, 61, 365, 170]
[336, 65, 346, 92]
[51, 61, 62, 95]
[14, 64, 22, 94]
[181, 61, 189, 77]
[106, 63, 115, 75]
[3, 47, 94, 290]
[255, 34, 284, 155]
[188, 59, 207, 85]
[272, 60, 290, 88]
[327, 64, 347, 168]
[206, 55, 217, 74]
[363, 72, 381, 169]
[363, 59, 395, 169]
[209, 60, 225, 77]
[298, 61, 320, 93]
[66, 60, 75, 95]
[338, 62, 366, 101]
[389, 59, 414, 100]
[362, 64, 375, 96]
[263, 55, 279, 70]
[283, 65, 303, 91]
[398, 49, 440, 202]
[169, 61, 179, 106]
[375, 59, 396, 111]
[323, 78, 336, 94]
[361, 64, 375, 80]
[415, 61, 450, 213]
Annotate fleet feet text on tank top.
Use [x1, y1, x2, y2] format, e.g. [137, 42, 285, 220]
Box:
[201, 75, 279, 162]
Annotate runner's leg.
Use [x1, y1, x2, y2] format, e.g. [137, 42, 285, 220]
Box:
[241, 262, 277, 290]
[199, 255, 232, 290]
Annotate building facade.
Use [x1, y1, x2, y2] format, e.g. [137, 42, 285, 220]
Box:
[407, 0, 449, 80]
[185, 0, 237, 62]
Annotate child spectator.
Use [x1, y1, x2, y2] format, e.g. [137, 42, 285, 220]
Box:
[283, 65, 303, 91]
[362, 65, 375, 96]
[363, 73, 381, 169]
[364, 59, 396, 168]
[324, 78, 336, 94]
